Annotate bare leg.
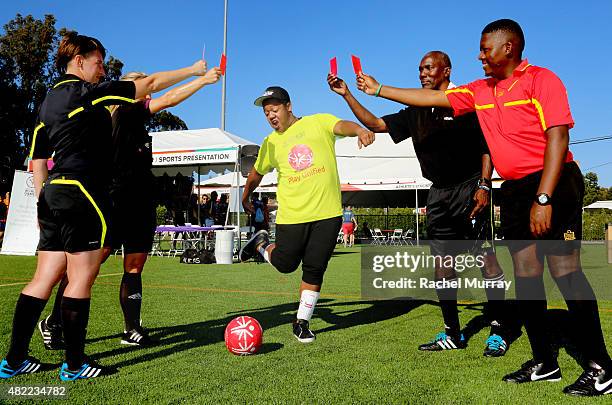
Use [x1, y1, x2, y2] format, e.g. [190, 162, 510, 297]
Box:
[22, 251, 67, 299]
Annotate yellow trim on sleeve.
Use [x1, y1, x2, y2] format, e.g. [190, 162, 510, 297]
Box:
[29, 122, 45, 159]
[444, 88, 474, 96]
[91, 95, 136, 106]
[530, 98, 547, 131]
[49, 179, 107, 246]
[68, 106, 85, 118]
[503, 99, 531, 107]
[475, 104, 494, 110]
[53, 79, 80, 88]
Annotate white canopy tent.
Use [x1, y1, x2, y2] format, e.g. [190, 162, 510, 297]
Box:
[584, 201, 612, 210]
[197, 171, 279, 197]
[151, 128, 258, 227]
[335, 133, 431, 192]
[151, 128, 256, 176]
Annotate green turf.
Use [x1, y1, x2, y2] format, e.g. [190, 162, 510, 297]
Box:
[0, 245, 610, 404]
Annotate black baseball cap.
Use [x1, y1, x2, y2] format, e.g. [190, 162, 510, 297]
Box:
[253, 86, 290, 106]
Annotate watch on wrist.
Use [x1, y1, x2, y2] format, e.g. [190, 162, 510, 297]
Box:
[535, 193, 551, 206]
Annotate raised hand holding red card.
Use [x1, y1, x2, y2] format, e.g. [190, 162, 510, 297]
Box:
[351, 55, 362, 75]
[330, 57, 337, 76]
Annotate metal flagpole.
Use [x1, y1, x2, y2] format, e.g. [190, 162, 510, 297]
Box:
[220, 0, 228, 131]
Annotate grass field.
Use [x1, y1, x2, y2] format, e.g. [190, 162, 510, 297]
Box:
[0, 244, 611, 404]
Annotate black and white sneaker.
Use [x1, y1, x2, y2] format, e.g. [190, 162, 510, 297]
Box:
[0, 357, 42, 379]
[239, 230, 269, 262]
[502, 359, 561, 383]
[120, 327, 159, 346]
[292, 319, 315, 343]
[38, 316, 65, 350]
[418, 332, 466, 351]
[60, 359, 117, 381]
[563, 363, 612, 396]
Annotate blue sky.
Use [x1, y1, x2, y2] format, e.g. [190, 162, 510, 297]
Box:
[2, 0, 611, 185]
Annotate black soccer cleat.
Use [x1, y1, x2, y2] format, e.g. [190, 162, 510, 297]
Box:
[121, 327, 159, 346]
[502, 359, 561, 383]
[418, 332, 466, 351]
[59, 358, 117, 381]
[38, 315, 65, 350]
[483, 334, 508, 357]
[563, 363, 612, 396]
[292, 319, 315, 343]
[0, 357, 42, 379]
[239, 230, 269, 262]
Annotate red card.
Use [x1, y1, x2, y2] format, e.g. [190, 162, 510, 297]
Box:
[330, 57, 337, 76]
[220, 53, 227, 75]
[351, 55, 362, 75]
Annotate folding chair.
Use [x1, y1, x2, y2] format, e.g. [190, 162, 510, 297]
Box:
[389, 229, 403, 245]
[372, 228, 386, 245]
[168, 231, 186, 257]
[402, 229, 415, 246]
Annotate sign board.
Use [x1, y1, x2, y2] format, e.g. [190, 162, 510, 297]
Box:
[1, 171, 39, 256]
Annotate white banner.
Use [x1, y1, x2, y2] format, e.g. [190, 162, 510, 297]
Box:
[1, 170, 39, 256]
[152, 148, 238, 166]
[229, 185, 245, 213]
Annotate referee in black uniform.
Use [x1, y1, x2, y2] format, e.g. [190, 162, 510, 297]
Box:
[0, 32, 207, 381]
[328, 51, 508, 356]
[105, 67, 221, 345]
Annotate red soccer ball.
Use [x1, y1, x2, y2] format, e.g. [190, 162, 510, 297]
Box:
[224, 316, 263, 355]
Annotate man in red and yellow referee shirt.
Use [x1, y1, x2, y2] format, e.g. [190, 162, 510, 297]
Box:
[355, 19, 611, 397]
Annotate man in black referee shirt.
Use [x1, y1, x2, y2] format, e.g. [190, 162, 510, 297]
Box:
[328, 51, 508, 356]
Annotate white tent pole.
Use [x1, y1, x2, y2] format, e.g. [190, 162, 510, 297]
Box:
[197, 165, 201, 225]
[234, 146, 241, 251]
[415, 189, 419, 246]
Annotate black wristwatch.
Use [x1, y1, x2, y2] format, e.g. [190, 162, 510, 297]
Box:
[535, 193, 551, 206]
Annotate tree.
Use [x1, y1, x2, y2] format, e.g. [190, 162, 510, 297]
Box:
[583, 172, 601, 207]
[104, 56, 124, 81]
[146, 110, 188, 132]
[0, 14, 58, 187]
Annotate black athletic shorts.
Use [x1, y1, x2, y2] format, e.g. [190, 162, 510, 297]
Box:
[427, 174, 494, 257]
[37, 174, 110, 253]
[499, 161, 583, 255]
[109, 186, 156, 254]
[271, 216, 342, 285]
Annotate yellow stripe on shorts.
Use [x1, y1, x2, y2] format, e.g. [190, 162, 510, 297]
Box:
[49, 179, 107, 246]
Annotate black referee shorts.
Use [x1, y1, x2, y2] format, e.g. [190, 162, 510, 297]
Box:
[37, 175, 110, 253]
[271, 216, 342, 285]
[109, 186, 156, 254]
[427, 175, 494, 257]
[499, 161, 583, 255]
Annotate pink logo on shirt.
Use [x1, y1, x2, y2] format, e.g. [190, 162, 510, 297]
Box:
[288, 144, 313, 171]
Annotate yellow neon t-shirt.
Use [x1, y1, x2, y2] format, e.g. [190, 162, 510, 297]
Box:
[254, 113, 343, 224]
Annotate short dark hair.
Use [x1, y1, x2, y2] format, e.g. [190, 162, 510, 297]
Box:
[424, 51, 452, 69]
[482, 19, 525, 53]
[56, 31, 106, 72]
